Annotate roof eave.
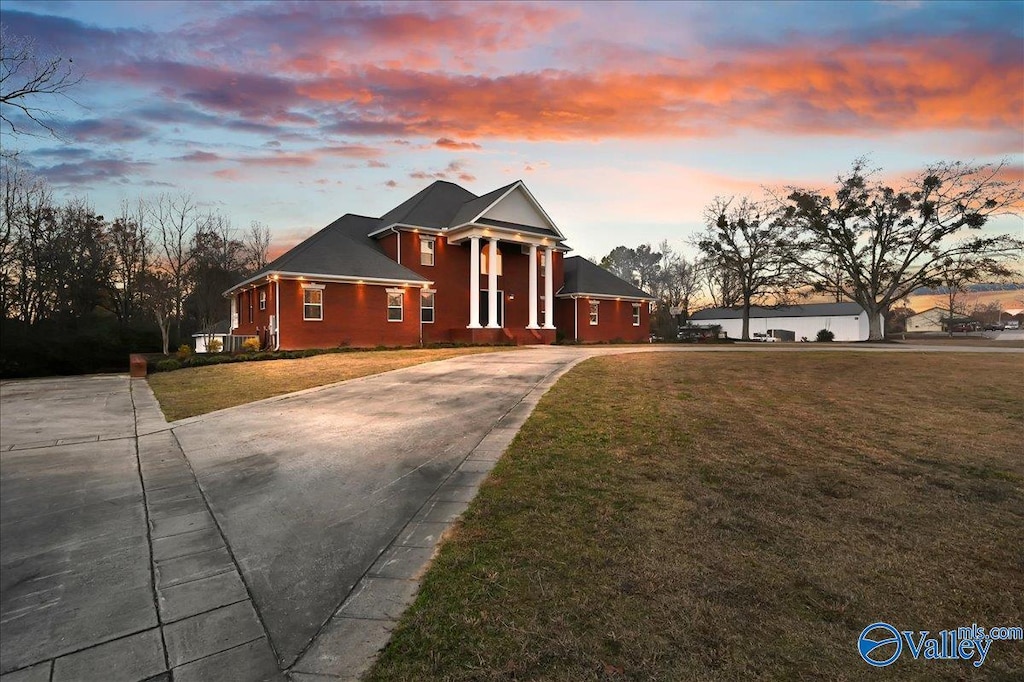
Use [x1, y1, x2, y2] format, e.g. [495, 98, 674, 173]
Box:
[368, 223, 445, 238]
[224, 270, 431, 297]
[556, 291, 655, 302]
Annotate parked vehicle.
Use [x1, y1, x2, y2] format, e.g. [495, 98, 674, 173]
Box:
[1006, 320, 1021, 330]
[752, 333, 779, 342]
[983, 323, 1004, 331]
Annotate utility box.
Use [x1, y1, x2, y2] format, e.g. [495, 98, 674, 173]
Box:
[129, 354, 147, 378]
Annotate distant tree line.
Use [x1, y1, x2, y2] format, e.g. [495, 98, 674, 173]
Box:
[599, 159, 1023, 341]
[1, 155, 270, 376]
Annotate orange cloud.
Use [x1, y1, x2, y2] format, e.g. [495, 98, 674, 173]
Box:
[298, 35, 1020, 141]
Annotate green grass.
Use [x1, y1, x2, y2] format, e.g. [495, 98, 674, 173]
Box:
[147, 346, 519, 421]
[368, 352, 1024, 681]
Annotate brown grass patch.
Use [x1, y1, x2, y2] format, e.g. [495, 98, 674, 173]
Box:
[148, 347, 518, 421]
[369, 352, 1024, 681]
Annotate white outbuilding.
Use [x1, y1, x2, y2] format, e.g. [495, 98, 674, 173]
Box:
[689, 302, 883, 341]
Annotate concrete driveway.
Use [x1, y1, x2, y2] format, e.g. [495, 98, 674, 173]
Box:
[1, 348, 585, 681]
[2, 344, 1021, 681]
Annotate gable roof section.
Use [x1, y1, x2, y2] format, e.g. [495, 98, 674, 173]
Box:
[377, 181, 477, 230]
[558, 256, 654, 301]
[690, 302, 867, 320]
[376, 180, 563, 239]
[450, 180, 562, 238]
[228, 214, 427, 294]
[448, 181, 518, 227]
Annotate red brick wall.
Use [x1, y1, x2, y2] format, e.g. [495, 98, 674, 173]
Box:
[555, 296, 649, 343]
[276, 279, 421, 349]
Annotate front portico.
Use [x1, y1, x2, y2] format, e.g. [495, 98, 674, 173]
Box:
[445, 180, 567, 342]
[461, 235, 558, 331]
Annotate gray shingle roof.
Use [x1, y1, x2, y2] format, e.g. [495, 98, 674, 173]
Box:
[230, 180, 566, 293]
[378, 181, 477, 229]
[448, 181, 517, 227]
[690, 302, 867, 320]
[558, 256, 654, 300]
[249, 214, 428, 283]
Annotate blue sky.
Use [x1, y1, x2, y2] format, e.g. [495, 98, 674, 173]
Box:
[2, 0, 1021, 260]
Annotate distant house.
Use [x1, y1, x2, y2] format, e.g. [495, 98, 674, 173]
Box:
[192, 320, 230, 353]
[905, 307, 973, 333]
[690, 302, 882, 341]
[224, 180, 654, 349]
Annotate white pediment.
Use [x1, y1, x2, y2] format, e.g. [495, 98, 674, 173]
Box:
[480, 185, 556, 232]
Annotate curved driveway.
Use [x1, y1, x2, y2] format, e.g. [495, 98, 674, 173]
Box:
[1, 343, 1021, 680]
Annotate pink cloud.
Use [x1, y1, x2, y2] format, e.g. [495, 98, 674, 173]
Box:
[435, 138, 482, 150]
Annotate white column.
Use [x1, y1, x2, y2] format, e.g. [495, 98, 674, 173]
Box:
[487, 238, 500, 328]
[468, 236, 481, 328]
[527, 244, 539, 329]
[543, 247, 555, 329]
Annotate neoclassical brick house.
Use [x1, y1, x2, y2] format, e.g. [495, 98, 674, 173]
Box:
[225, 180, 653, 349]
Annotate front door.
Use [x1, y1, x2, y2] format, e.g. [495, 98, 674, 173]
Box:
[478, 290, 504, 327]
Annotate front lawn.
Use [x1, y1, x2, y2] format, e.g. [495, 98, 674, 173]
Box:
[369, 352, 1023, 681]
[147, 346, 519, 421]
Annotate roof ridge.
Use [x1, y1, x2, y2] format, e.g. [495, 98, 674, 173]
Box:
[386, 181, 473, 226]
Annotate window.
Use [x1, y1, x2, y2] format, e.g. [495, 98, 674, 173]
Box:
[387, 290, 403, 322]
[259, 290, 267, 311]
[632, 303, 641, 326]
[481, 246, 503, 276]
[420, 236, 435, 266]
[589, 300, 599, 326]
[540, 250, 547, 271]
[421, 290, 435, 323]
[303, 286, 323, 321]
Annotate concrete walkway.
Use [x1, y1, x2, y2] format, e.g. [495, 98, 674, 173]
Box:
[2, 344, 1020, 681]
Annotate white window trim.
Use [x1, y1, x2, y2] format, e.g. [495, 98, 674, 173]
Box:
[420, 235, 435, 266]
[590, 300, 599, 326]
[421, 289, 435, 324]
[301, 283, 324, 321]
[632, 303, 641, 326]
[259, 290, 267, 311]
[386, 288, 404, 322]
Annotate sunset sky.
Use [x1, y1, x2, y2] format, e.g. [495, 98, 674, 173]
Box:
[3, 0, 1022, 260]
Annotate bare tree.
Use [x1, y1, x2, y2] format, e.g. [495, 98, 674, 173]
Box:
[696, 196, 801, 340]
[140, 270, 174, 355]
[657, 242, 701, 322]
[697, 256, 743, 309]
[782, 159, 1024, 341]
[2, 156, 54, 323]
[187, 211, 244, 338]
[107, 198, 151, 324]
[935, 251, 1014, 336]
[0, 27, 82, 138]
[244, 220, 271, 273]
[150, 193, 201, 341]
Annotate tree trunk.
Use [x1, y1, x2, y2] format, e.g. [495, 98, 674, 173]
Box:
[741, 296, 751, 341]
[866, 303, 885, 342]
